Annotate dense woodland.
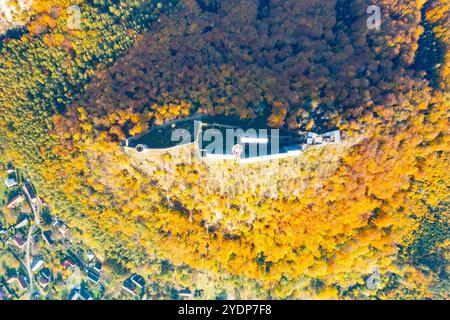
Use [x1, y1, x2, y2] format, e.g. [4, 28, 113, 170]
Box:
[0, 0, 449, 299]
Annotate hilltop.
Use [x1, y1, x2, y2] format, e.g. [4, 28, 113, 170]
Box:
[0, 0, 448, 299]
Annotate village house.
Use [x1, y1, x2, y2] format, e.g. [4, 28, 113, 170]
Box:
[6, 194, 25, 209]
[31, 257, 45, 273]
[6, 166, 15, 174]
[122, 274, 145, 296]
[52, 218, 69, 236]
[17, 274, 29, 291]
[69, 287, 93, 300]
[42, 230, 55, 245]
[86, 250, 95, 262]
[14, 215, 29, 229]
[130, 274, 145, 288]
[4, 166, 18, 189]
[39, 197, 48, 206]
[178, 288, 194, 300]
[86, 267, 101, 284]
[94, 260, 103, 272]
[194, 289, 204, 298]
[4, 177, 17, 189]
[12, 234, 25, 250]
[23, 179, 37, 204]
[37, 268, 52, 289]
[122, 278, 139, 296]
[61, 258, 76, 269]
[6, 275, 17, 285]
[69, 288, 81, 300]
[38, 276, 50, 289]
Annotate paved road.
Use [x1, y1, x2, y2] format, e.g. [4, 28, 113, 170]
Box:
[22, 185, 41, 299]
[25, 221, 36, 297]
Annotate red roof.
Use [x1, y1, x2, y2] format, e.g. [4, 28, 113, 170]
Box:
[62, 259, 75, 268]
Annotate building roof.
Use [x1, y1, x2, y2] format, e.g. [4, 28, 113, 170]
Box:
[31, 258, 45, 272]
[307, 130, 341, 146]
[86, 268, 101, 284]
[86, 250, 95, 261]
[122, 278, 138, 295]
[13, 235, 25, 248]
[38, 277, 49, 286]
[131, 274, 145, 288]
[38, 269, 52, 288]
[69, 288, 80, 300]
[6, 195, 25, 209]
[24, 180, 37, 200]
[194, 289, 204, 298]
[69, 287, 94, 300]
[178, 288, 193, 297]
[52, 219, 69, 235]
[4, 178, 17, 189]
[93, 260, 102, 272]
[15, 217, 28, 229]
[17, 275, 29, 290]
[62, 258, 75, 269]
[42, 230, 54, 245]
[324, 130, 341, 143]
[80, 288, 93, 300]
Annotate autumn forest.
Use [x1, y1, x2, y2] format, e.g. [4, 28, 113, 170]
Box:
[0, 0, 449, 299]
